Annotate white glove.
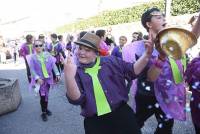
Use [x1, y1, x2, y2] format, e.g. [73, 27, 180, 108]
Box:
[34, 83, 40, 96]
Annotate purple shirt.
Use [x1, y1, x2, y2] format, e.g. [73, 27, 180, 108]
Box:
[185, 57, 200, 126]
[27, 52, 60, 86]
[122, 41, 158, 111]
[99, 40, 109, 51]
[19, 43, 34, 59]
[122, 41, 186, 120]
[111, 46, 122, 58]
[46, 42, 66, 63]
[67, 56, 138, 117]
[27, 52, 60, 101]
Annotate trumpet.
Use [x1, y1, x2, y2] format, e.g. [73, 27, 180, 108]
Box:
[155, 27, 197, 60]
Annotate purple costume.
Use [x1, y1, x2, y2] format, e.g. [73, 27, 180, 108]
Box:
[122, 41, 186, 120]
[46, 42, 65, 63]
[19, 43, 35, 83]
[184, 57, 200, 128]
[111, 46, 122, 58]
[27, 52, 60, 100]
[19, 43, 34, 58]
[67, 56, 138, 117]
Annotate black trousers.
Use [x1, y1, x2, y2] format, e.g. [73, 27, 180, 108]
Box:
[135, 93, 174, 134]
[84, 103, 141, 134]
[40, 95, 48, 113]
[194, 124, 200, 134]
[14, 53, 17, 62]
[24, 58, 31, 83]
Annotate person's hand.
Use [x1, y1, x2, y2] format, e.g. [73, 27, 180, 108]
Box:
[64, 51, 77, 78]
[36, 78, 43, 85]
[144, 30, 154, 58]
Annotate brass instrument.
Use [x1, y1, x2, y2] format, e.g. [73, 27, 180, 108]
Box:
[156, 27, 197, 60]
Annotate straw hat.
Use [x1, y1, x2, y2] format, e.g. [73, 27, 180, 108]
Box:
[74, 32, 101, 51]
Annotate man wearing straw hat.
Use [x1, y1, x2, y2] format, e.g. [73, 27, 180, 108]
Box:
[64, 32, 154, 134]
[122, 7, 200, 134]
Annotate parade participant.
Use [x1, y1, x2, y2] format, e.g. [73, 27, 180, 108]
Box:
[46, 33, 66, 73]
[131, 31, 143, 43]
[58, 35, 66, 51]
[13, 42, 18, 63]
[19, 34, 34, 83]
[185, 57, 200, 134]
[27, 40, 60, 121]
[111, 36, 127, 58]
[64, 32, 154, 134]
[184, 13, 200, 134]
[122, 7, 200, 134]
[38, 34, 49, 51]
[96, 29, 110, 56]
[66, 34, 74, 52]
[38, 34, 46, 44]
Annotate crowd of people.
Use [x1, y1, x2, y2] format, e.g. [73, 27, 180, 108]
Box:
[11, 7, 200, 134]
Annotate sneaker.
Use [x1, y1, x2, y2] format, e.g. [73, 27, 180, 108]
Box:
[46, 109, 52, 116]
[41, 113, 48, 121]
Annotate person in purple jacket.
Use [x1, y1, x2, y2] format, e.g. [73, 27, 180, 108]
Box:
[111, 35, 127, 58]
[64, 32, 154, 134]
[38, 34, 49, 51]
[185, 57, 200, 134]
[184, 13, 200, 134]
[19, 34, 34, 83]
[46, 33, 66, 73]
[122, 7, 200, 134]
[27, 40, 60, 121]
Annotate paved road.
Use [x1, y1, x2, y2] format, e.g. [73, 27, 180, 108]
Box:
[0, 60, 195, 134]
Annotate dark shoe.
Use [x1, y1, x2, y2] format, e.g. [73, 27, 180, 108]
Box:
[41, 113, 48, 121]
[46, 109, 52, 116]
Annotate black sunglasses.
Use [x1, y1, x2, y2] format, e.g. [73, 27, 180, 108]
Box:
[35, 44, 43, 48]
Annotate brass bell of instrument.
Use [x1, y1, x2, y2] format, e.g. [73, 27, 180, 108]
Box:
[156, 27, 197, 60]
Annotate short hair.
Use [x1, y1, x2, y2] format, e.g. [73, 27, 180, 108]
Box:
[58, 35, 63, 40]
[96, 29, 106, 38]
[79, 31, 87, 40]
[119, 36, 127, 41]
[141, 7, 160, 32]
[34, 40, 43, 46]
[143, 35, 149, 40]
[26, 34, 33, 42]
[50, 33, 57, 39]
[38, 34, 45, 39]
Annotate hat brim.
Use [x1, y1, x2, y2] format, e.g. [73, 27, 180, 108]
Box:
[74, 41, 99, 51]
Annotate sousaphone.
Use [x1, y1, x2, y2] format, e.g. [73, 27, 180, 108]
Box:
[156, 27, 197, 60]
